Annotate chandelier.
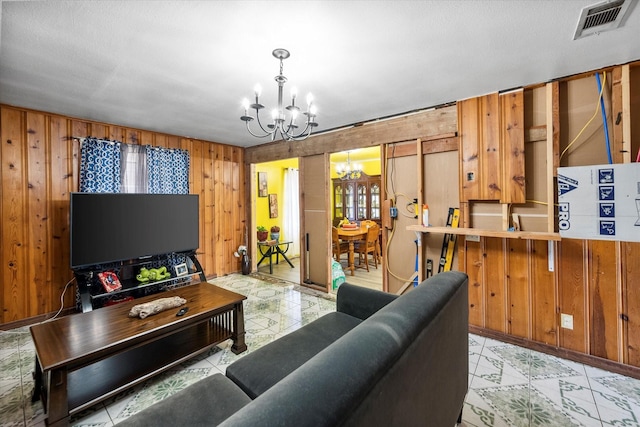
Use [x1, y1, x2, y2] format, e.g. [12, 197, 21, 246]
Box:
[241, 48, 318, 141]
[336, 152, 362, 180]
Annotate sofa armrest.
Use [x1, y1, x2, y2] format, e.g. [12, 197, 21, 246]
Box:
[336, 283, 398, 320]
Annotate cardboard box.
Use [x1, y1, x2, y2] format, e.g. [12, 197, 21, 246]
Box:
[558, 163, 640, 242]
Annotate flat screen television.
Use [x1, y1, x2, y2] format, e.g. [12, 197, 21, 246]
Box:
[70, 193, 199, 269]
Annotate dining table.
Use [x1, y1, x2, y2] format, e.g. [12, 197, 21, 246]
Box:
[337, 225, 367, 276]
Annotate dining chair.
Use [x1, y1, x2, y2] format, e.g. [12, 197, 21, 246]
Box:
[356, 223, 379, 271]
[332, 226, 349, 262]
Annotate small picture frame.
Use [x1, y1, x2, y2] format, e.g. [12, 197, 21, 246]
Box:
[269, 193, 278, 218]
[258, 172, 268, 197]
[174, 263, 188, 277]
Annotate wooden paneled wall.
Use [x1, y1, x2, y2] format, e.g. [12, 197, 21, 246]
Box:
[0, 105, 246, 324]
[464, 237, 640, 369]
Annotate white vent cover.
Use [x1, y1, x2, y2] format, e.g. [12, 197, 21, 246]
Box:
[573, 0, 634, 39]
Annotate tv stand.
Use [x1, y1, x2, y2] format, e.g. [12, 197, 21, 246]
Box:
[74, 251, 206, 312]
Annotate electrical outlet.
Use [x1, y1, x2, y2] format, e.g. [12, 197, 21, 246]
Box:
[561, 313, 574, 330]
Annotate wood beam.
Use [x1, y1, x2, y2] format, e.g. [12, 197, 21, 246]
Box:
[622, 64, 632, 164]
[546, 82, 559, 233]
[245, 105, 457, 164]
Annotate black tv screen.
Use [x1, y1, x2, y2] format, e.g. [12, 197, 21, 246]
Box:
[70, 193, 199, 269]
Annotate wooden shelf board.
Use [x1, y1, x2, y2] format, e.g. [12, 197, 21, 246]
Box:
[67, 321, 232, 414]
[406, 225, 561, 241]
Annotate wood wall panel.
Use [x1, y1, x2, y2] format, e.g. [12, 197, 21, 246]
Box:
[481, 94, 501, 200]
[189, 139, 207, 272]
[26, 112, 49, 316]
[624, 242, 640, 366]
[507, 239, 530, 338]
[1, 108, 28, 323]
[48, 116, 76, 312]
[232, 146, 244, 273]
[263, 62, 640, 377]
[531, 240, 557, 345]
[588, 240, 620, 361]
[109, 126, 125, 143]
[89, 123, 108, 140]
[465, 238, 484, 327]
[136, 130, 150, 145]
[500, 90, 526, 203]
[557, 239, 588, 353]
[212, 144, 224, 276]
[458, 98, 480, 201]
[223, 146, 233, 273]
[484, 238, 506, 332]
[0, 104, 245, 324]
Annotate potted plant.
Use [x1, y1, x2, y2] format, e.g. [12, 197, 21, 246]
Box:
[257, 226, 268, 242]
[270, 225, 280, 242]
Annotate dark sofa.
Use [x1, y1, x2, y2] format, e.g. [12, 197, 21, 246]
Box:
[119, 271, 469, 426]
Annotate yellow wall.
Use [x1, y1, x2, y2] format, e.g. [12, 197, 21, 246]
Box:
[256, 158, 298, 241]
[256, 152, 380, 232]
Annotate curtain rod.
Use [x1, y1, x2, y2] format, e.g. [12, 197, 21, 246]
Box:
[72, 137, 186, 152]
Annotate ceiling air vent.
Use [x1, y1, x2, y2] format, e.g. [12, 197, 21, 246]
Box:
[573, 0, 634, 39]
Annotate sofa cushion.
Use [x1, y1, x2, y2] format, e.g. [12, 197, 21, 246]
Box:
[226, 311, 362, 398]
[116, 373, 251, 427]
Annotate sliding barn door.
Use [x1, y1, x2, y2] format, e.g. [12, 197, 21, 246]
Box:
[300, 154, 330, 289]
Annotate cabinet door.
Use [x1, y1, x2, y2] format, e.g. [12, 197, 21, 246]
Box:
[357, 183, 368, 220]
[344, 183, 355, 220]
[334, 182, 343, 220]
[370, 181, 381, 220]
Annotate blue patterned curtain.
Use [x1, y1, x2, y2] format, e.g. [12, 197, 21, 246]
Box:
[79, 137, 121, 193]
[146, 146, 190, 194]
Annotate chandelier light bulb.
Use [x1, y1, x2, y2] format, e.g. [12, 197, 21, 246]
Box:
[336, 152, 363, 180]
[240, 48, 318, 141]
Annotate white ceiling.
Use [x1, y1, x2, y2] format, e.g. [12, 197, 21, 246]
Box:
[1, 1, 639, 148]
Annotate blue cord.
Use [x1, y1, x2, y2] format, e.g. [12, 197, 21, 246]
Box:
[595, 72, 613, 164]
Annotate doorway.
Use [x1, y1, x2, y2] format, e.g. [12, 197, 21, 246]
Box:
[330, 147, 383, 292]
[253, 158, 301, 281]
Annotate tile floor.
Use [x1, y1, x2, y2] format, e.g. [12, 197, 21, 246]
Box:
[2, 273, 640, 426]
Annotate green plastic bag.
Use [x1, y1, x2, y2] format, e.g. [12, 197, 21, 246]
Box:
[331, 259, 346, 291]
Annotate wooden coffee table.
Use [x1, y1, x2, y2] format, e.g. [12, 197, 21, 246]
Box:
[30, 282, 247, 427]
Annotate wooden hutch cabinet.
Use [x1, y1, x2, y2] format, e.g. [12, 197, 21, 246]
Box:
[333, 172, 381, 224]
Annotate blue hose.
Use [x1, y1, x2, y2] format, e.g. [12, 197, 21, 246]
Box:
[413, 239, 419, 287]
[595, 72, 613, 164]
